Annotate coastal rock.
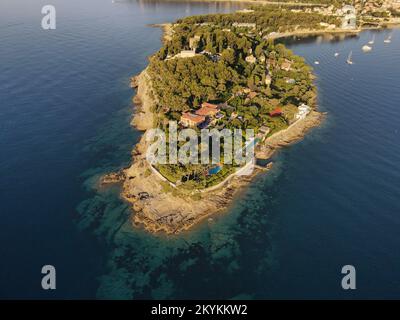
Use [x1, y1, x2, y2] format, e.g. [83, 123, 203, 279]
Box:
[100, 170, 126, 185]
[264, 111, 324, 148]
[130, 75, 139, 88]
[121, 151, 265, 234]
[133, 95, 142, 105]
[119, 108, 324, 234]
[118, 47, 324, 234]
[119, 74, 324, 234]
[131, 69, 154, 131]
[256, 145, 274, 160]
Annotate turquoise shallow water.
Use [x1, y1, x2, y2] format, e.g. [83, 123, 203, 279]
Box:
[1, 0, 400, 299]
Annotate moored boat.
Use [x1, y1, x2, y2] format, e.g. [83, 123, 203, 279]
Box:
[384, 34, 392, 44]
[346, 51, 353, 65]
[362, 45, 372, 52]
[368, 35, 375, 45]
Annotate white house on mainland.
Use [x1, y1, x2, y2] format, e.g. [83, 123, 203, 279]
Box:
[340, 5, 357, 30]
[232, 22, 256, 29]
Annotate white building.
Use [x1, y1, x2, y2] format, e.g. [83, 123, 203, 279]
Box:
[295, 103, 311, 120]
[237, 9, 254, 14]
[166, 50, 197, 60]
[320, 22, 337, 29]
[179, 50, 197, 58]
[232, 22, 256, 29]
[245, 55, 257, 64]
[340, 5, 357, 29]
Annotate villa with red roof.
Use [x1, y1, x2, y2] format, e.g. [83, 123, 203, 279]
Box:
[181, 102, 224, 127]
[201, 102, 220, 109]
[180, 112, 206, 127]
[195, 104, 220, 117]
[269, 107, 283, 117]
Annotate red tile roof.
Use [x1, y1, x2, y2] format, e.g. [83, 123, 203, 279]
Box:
[269, 107, 282, 117]
[181, 112, 205, 124]
[201, 102, 219, 109]
[195, 106, 219, 116]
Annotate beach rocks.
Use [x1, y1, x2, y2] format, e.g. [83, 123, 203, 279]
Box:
[255, 145, 274, 159]
[138, 191, 150, 200]
[133, 94, 142, 105]
[100, 170, 126, 185]
[119, 67, 324, 235]
[130, 75, 139, 88]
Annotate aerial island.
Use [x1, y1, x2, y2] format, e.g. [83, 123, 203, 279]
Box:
[102, 1, 400, 234]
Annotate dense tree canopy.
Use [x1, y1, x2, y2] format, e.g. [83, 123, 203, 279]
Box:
[145, 5, 320, 188]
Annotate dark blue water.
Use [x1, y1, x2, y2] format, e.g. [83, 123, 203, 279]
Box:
[0, 0, 246, 299]
[1, 0, 399, 299]
[269, 31, 400, 298]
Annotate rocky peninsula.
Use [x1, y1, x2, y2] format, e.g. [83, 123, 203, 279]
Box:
[102, 2, 397, 234]
[104, 69, 322, 234]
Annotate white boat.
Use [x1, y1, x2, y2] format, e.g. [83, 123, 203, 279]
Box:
[314, 61, 320, 65]
[362, 45, 372, 52]
[384, 34, 392, 43]
[346, 51, 353, 65]
[334, 52, 340, 57]
[368, 35, 375, 45]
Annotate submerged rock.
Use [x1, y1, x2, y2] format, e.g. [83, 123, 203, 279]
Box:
[100, 170, 126, 185]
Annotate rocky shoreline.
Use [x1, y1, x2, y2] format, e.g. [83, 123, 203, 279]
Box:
[102, 65, 324, 234]
[104, 6, 400, 234]
[129, 70, 154, 131]
[116, 19, 399, 234]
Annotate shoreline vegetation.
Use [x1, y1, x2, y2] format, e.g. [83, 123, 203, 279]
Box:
[102, 1, 398, 234]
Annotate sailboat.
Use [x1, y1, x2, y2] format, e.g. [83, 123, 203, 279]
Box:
[334, 52, 340, 57]
[384, 34, 392, 44]
[346, 51, 353, 65]
[368, 35, 375, 45]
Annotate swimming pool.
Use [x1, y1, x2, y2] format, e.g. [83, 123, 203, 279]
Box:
[208, 166, 222, 175]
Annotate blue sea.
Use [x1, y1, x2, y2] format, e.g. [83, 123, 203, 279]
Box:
[1, 0, 399, 299]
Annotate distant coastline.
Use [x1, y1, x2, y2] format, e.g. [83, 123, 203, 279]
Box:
[144, 0, 330, 5]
